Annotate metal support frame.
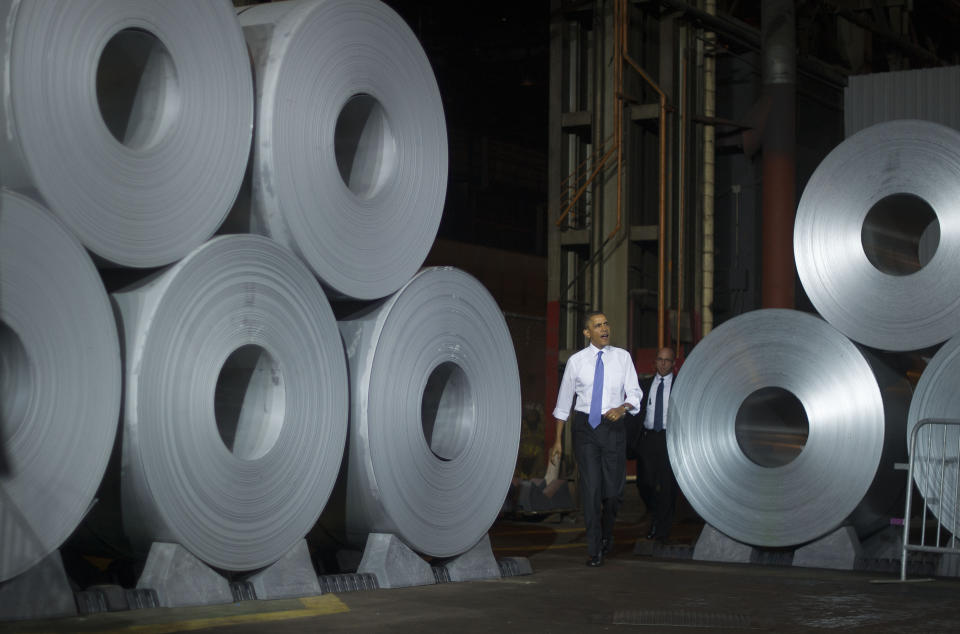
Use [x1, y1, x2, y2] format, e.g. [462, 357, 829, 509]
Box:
[900, 418, 960, 581]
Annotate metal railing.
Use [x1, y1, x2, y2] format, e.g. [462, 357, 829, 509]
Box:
[901, 418, 960, 581]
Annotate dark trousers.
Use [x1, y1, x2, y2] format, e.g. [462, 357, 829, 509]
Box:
[639, 429, 676, 538]
[571, 411, 626, 556]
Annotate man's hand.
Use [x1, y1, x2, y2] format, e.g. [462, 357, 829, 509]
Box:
[550, 439, 563, 464]
[603, 405, 628, 421]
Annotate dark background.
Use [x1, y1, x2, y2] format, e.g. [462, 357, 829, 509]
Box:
[383, 0, 550, 257]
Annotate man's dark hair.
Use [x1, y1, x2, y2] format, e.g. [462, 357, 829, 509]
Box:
[583, 310, 605, 329]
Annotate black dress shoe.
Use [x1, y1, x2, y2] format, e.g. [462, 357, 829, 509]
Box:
[586, 554, 603, 567]
[646, 524, 658, 540]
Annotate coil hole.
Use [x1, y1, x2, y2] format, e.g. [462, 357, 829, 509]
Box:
[214, 345, 285, 461]
[735, 387, 809, 468]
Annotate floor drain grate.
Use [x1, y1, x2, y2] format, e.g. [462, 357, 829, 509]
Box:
[613, 609, 753, 629]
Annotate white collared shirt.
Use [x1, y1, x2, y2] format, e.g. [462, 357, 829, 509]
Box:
[552, 344, 642, 421]
[643, 372, 673, 430]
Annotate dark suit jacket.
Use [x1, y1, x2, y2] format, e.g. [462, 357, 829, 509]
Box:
[625, 372, 676, 460]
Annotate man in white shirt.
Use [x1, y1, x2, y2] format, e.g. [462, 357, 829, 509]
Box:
[637, 347, 677, 541]
[551, 311, 642, 567]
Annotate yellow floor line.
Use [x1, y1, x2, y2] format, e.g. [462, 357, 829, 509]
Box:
[114, 595, 349, 633]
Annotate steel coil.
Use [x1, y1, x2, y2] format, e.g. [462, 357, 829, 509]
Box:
[0, 0, 252, 267]
[907, 336, 960, 535]
[113, 235, 348, 571]
[669, 309, 910, 547]
[332, 267, 520, 557]
[0, 191, 121, 582]
[795, 119, 960, 351]
[234, 0, 447, 300]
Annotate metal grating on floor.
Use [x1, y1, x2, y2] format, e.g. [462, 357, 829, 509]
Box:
[74, 590, 108, 615]
[75, 587, 159, 615]
[125, 588, 159, 610]
[612, 609, 753, 629]
[431, 566, 451, 584]
[318, 573, 379, 593]
[498, 557, 533, 577]
[230, 581, 257, 602]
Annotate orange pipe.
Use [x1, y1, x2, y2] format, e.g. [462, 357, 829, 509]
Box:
[554, 145, 617, 227]
[558, 134, 615, 198]
[557, 0, 668, 348]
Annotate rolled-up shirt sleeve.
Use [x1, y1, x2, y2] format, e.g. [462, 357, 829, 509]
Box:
[552, 361, 576, 421]
[622, 356, 642, 413]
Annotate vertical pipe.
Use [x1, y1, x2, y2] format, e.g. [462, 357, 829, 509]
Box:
[614, 0, 623, 242]
[619, 4, 668, 348]
[701, 0, 716, 336]
[545, 0, 564, 467]
[657, 96, 667, 348]
[591, 0, 608, 311]
[760, 0, 796, 309]
[545, 301, 560, 461]
[677, 49, 687, 353]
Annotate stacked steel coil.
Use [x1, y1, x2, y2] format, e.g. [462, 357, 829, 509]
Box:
[234, 0, 448, 300]
[796, 119, 960, 539]
[113, 235, 348, 571]
[0, 192, 121, 582]
[0, 0, 253, 268]
[673, 119, 960, 547]
[334, 268, 521, 557]
[0, 0, 518, 590]
[794, 120, 960, 352]
[906, 336, 960, 534]
[669, 310, 910, 547]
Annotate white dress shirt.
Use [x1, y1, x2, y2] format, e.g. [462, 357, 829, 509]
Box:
[643, 372, 673, 430]
[553, 344, 642, 421]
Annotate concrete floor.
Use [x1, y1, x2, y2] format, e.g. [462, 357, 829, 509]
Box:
[6, 486, 960, 633]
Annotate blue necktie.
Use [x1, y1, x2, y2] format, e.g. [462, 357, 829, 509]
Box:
[653, 377, 665, 431]
[588, 351, 604, 428]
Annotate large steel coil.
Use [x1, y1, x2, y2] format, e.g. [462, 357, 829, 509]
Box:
[113, 235, 348, 571]
[795, 119, 960, 351]
[331, 267, 520, 557]
[233, 0, 448, 300]
[0, 191, 121, 582]
[0, 0, 252, 267]
[669, 309, 910, 547]
[907, 336, 960, 535]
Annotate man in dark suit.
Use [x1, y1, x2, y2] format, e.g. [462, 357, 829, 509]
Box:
[632, 347, 678, 541]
